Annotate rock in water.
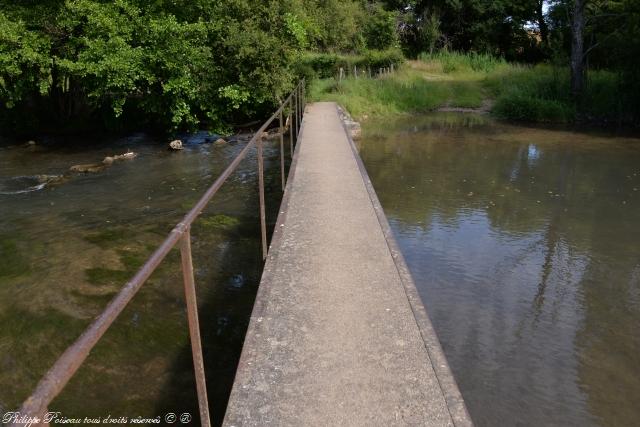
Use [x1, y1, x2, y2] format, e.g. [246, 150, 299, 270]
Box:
[169, 140, 183, 150]
[35, 174, 67, 186]
[69, 163, 107, 173]
[24, 140, 36, 147]
[104, 151, 137, 164]
[345, 120, 362, 139]
[114, 151, 137, 160]
[214, 138, 227, 146]
[262, 131, 282, 140]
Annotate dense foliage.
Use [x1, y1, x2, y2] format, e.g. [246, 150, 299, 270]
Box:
[2, 0, 640, 132]
[0, 0, 401, 134]
[0, 1, 287, 132]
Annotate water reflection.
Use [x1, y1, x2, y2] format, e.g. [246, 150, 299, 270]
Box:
[360, 113, 640, 427]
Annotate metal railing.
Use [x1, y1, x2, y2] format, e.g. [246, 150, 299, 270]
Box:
[10, 80, 306, 427]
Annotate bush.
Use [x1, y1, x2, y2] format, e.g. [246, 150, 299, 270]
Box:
[493, 91, 574, 122]
[364, 48, 405, 70]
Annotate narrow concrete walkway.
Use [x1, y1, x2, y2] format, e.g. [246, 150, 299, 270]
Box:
[224, 102, 471, 427]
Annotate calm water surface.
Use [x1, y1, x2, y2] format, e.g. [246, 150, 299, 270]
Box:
[360, 113, 640, 427]
[0, 133, 285, 425]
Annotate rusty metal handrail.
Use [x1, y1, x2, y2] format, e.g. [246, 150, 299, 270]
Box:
[11, 80, 306, 427]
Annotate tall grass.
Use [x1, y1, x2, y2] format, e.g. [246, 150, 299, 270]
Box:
[485, 65, 574, 122]
[487, 64, 626, 123]
[418, 51, 508, 74]
[309, 67, 484, 119]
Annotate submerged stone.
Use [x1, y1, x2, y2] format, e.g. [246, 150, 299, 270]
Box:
[169, 140, 183, 150]
[35, 174, 67, 187]
[103, 151, 137, 165]
[69, 163, 107, 173]
[229, 274, 245, 288]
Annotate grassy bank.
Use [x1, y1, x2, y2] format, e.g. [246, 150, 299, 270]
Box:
[487, 65, 629, 124]
[309, 51, 636, 125]
[309, 59, 487, 118]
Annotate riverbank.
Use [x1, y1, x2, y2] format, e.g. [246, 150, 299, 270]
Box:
[309, 52, 639, 127]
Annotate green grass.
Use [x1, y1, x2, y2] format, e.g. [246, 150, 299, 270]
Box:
[486, 64, 575, 122]
[309, 50, 633, 125]
[418, 51, 508, 74]
[487, 64, 627, 123]
[309, 64, 485, 119]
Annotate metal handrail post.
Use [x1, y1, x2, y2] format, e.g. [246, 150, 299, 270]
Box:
[294, 88, 299, 140]
[279, 108, 285, 191]
[289, 99, 293, 158]
[296, 84, 301, 137]
[257, 137, 268, 259]
[302, 80, 306, 116]
[180, 230, 211, 427]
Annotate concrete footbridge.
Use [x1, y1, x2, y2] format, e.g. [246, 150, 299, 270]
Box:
[12, 81, 471, 427]
[224, 102, 472, 426]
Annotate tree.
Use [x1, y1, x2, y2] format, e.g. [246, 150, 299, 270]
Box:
[0, 0, 303, 133]
[569, 0, 587, 100]
[418, 9, 443, 54]
[0, 13, 52, 109]
[548, 0, 634, 106]
[363, 3, 399, 50]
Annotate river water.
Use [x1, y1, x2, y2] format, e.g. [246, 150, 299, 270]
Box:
[359, 113, 640, 427]
[0, 133, 285, 425]
[2, 115, 639, 426]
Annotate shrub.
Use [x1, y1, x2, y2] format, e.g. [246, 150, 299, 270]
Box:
[493, 91, 574, 122]
[299, 48, 404, 79]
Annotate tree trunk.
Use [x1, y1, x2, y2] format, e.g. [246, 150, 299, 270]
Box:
[570, 0, 586, 101]
[536, 0, 549, 47]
